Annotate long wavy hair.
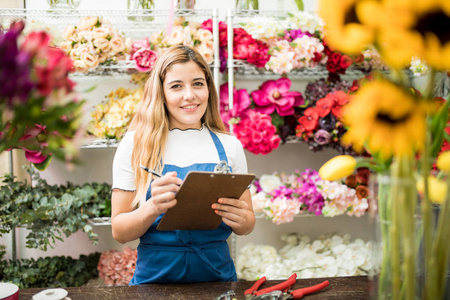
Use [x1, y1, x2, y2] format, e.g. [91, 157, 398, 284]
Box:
[129, 45, 227, 208]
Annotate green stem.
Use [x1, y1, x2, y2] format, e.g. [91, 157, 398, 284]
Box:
[389, 164, 401, 300]
[423, 69, 437, 300]
[431, 175, 450, 299]
[377, 177, 392, 298]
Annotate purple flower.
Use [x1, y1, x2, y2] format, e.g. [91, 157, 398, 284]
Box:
[271, 186, 294, 200]
[313, 129, 331, 145]
[284, 29, 313, 42]
[251, 77, 304, 117]
[295, 169, 324, 215]
[319, 114, 337, 131]
[0, 21, 34, 107]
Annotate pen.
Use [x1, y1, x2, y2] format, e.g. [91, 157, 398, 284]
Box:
[140, 165, 163, 178]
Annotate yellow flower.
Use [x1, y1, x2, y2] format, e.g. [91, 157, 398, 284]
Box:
[437, 151, 450, 172]
[342, 80, 426, 160]
[319, 0, 375, 54]
[417, 176, 448, 204]
[319, 155, 357, 181]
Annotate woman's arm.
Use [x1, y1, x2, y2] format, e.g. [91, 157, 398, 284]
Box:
[111, 172, 182, 243]
[212, 189, 255, 236]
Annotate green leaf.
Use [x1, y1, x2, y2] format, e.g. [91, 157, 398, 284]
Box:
[295, 0, 304, 10]
[33, 155, 53, 171]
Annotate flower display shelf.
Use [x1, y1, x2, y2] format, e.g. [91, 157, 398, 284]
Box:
[254, 211, 316, 219]
[88, 217, 112, 226]
[81, 139, 119, 149]
[232, 60, 371, 80]
[0, 9, 216, 39]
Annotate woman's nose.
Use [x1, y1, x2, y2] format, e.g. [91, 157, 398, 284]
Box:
[183, 86, 195, 100]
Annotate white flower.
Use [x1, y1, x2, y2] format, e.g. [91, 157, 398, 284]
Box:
[259, 174, 282, 193]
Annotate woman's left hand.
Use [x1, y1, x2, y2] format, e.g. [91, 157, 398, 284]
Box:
[211, 189, 255, 235]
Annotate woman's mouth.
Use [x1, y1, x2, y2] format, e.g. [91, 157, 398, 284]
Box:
[181, 104, 200, 111]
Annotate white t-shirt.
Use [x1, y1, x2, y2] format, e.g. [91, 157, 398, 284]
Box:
[112, 125, 248, 191]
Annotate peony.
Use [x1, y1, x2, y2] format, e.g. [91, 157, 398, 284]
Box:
[251, 77, 304, 117]
[219, 83, 251, 128]
[131, 48, 157, 72]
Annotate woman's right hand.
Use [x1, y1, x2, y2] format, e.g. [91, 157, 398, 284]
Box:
[145, 171, 183, 215]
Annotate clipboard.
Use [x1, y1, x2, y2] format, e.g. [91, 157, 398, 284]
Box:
[156, 171, 255, 231]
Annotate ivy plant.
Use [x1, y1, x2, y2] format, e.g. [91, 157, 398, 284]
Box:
[0, 167, 112, 251]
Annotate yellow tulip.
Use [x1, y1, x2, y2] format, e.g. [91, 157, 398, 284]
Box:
[319, 155, 357, 181]
[417, 176, 448, 204]
[437, 151, 450, 172]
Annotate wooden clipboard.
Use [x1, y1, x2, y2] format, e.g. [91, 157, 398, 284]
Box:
[156, 171, 255, 231]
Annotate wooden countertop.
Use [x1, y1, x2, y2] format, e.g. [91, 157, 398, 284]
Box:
[18, 276, 371, 300]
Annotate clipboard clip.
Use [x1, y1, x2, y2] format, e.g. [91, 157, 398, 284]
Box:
[214, 160, 231, 174]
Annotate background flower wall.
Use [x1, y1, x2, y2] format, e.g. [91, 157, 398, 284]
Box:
[0, 0, 373, 276]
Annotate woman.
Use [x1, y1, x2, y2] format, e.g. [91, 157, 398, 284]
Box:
[111, 45, 255, 284]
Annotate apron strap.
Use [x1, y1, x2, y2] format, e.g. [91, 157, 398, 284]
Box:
[208, 130, 228, 163]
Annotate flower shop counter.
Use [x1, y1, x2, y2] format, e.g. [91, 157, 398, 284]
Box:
[17, 276, 370, 300]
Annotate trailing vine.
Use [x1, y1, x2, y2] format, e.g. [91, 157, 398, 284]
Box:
[0, 167, 112, 251]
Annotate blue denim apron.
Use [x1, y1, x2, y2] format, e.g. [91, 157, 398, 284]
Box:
[129, 130, 237, 285]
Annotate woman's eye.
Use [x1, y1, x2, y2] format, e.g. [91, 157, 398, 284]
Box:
[170, 84, 182, 89]
[194, 81, 205, 86]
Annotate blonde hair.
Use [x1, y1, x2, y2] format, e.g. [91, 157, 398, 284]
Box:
[129, 45, 227, 208]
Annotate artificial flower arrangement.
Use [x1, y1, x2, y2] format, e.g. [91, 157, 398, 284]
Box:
[318, 1, 450, 299]
[0, 20, 85, 170]
[220, 76, 360, 155]
[236, 233, 372, 281]
[97, 247, 137, 286]
[59, 16, 132, 73]
[250, 168, 369, 224]
[87, 86, 144, 141]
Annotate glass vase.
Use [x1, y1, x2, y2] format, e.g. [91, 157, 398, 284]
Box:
[47, 0, 81, 9]
[235, 0, 259, 10]
[369, 172, 450, 300]
[127, 0, 155, 22]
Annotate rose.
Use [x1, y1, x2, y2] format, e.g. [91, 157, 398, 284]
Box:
[313, 129, 331, 145]
[93, 38, 111, 52]
[58, 41, 73, 55]
[195, 28, 213, 42]
[355, 185, 369, 200]
[345, 174, 358, 188]
[356, 168, 370, 185]
[110, 37, 126, 53]
[80, 52, 99, 69]
[77, 16, 99, 31]
[91, 27, 110, 39]
[62, 25, 76, 40]
[165, 27, 185, 45]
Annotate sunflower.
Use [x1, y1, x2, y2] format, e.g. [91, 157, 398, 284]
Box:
[367, 0, 450, 70]
[342, 80, 426, 160]
[319, 0, 375, 54]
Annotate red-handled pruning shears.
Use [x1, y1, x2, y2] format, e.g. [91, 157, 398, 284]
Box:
[244, 273, 329, 299]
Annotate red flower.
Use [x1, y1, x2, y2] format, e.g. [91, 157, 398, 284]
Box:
[315, 96, 334, 117]
[201, 19, 227, 47]
[35, 47, 74, 96]
[297, 107, 319, 133]
[233, 111, 281, 155]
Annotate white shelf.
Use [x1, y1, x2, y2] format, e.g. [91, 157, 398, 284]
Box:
[81, 139, 119, 149]
[88, 217, 111, 226]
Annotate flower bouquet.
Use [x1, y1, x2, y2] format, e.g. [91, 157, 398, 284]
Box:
[0, 21, 85, 170]
[237, 233, 373, 281]
[319, 1, 450, 299]
[87, 87, 143, 141]
[97, 247, 137, 286]
[250, 168, 369, 224]
[59, 16, 131, 73]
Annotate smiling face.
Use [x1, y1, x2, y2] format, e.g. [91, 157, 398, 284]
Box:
[163, 61, 209, 130]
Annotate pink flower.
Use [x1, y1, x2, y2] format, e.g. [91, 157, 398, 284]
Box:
[233, 111, 281, 155]
[131, 48, 157, 72]
[130, 39, 150, 56]
[219, 83, 251, 128]
[251, 77, 304, 117]
[21, 31, 51, 60]
[98, 247, 137, 286]
[35, 47, 74, 96]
